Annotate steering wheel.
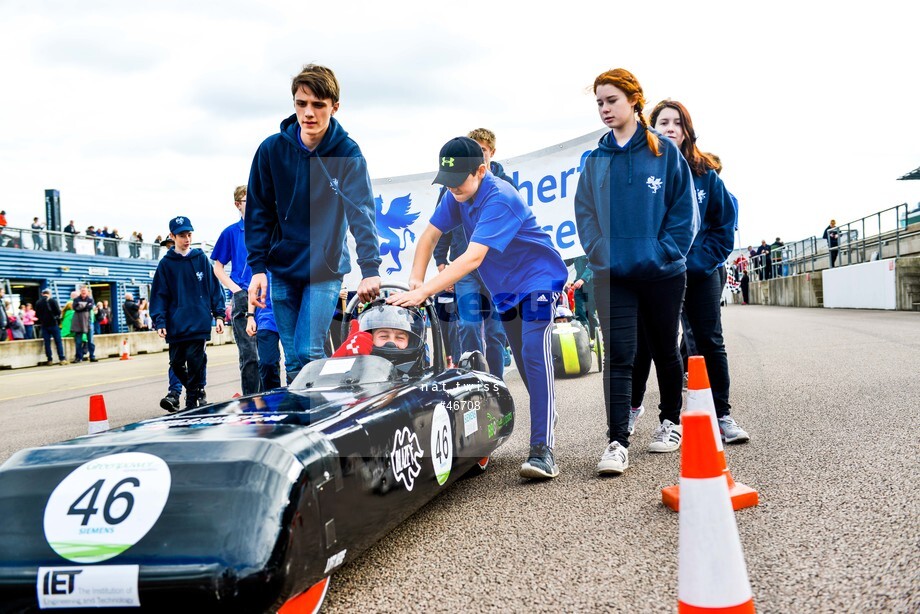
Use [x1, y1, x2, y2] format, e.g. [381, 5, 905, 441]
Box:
[338, 282, 447, 373]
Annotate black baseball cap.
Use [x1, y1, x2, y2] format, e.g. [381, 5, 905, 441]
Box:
[432, 136, 485, 188]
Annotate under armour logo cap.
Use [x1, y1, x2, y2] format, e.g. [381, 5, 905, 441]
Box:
[169, 216, 194, 235]
[432, 136, 485, 188]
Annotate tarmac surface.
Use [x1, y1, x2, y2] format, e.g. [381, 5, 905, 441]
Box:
[1, 306, 918, 612]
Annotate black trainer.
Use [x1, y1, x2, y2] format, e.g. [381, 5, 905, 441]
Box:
[519, 444, 559, 479]
[159, 393, 180, 413]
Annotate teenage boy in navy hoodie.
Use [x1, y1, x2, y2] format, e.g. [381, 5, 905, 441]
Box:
[151, 216, 226, 409]
[246, 64, 381, 384]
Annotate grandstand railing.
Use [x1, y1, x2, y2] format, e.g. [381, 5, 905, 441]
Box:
[743, 203, 920, 281]
[0, 226, 166, 260]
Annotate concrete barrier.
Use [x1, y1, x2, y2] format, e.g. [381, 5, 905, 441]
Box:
[749, 255, 920, 310]
[824, 259, 897, 309]
[0, 328, 236, 370]
[748, 270, 824, 308]
[896, 256, 920, 311]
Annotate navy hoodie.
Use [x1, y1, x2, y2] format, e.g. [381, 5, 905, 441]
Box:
[245, 115, 381, 283]
[574, 125, 699, 280]
[150, 248, 226, 343]
[686, 170, 736, 278]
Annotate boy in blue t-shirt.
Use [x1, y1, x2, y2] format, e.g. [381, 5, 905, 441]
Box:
[212, 185, 260, 395]
[388, 137, 568, 479]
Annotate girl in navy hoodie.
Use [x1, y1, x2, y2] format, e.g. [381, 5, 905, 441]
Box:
[634, 99, 748, 444]
[574, 69, 698, 476]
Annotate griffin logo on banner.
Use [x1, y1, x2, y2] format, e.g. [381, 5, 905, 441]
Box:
[375, 194, 420, 275]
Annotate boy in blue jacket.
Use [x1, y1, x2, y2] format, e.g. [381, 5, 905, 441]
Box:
[151, 216, 226, 409]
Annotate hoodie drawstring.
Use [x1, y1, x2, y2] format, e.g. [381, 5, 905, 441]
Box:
[627, 146, 633, 185]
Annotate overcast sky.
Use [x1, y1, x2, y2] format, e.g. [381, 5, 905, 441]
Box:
[2, 0, 918, 250]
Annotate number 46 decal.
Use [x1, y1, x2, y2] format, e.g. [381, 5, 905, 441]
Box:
[44, 453, 172, 564]
[430, 404, 453, 486]
[67, 478, 140, 526]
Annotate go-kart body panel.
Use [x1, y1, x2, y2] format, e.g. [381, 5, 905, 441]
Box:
[0, 356, 513, 612]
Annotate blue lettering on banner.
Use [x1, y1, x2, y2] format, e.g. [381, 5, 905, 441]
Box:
[537, 175, 557, 202]
[507, 149, 593, 251]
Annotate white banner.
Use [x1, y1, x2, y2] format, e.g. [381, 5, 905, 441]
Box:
[343, 129, 606, 289]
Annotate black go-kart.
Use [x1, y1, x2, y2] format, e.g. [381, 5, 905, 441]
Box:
[0, 284, 515, 613]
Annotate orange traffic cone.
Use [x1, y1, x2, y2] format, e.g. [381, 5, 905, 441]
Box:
[678, 412, 756, 613]
[88, 394, 110, 434]
[662, 356, 758, 511]
[119, 338, 131, 361]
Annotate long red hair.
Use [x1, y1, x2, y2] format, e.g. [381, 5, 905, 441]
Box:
[593, 68, 660, 157]
[649, 99, 719, 176]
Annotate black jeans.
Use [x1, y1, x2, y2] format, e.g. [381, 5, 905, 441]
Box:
[632, 269, 732, 418]
[231, 290, 261, 395]
[682, 269, 732, 417]
[169, 340, 207, 395]
[595, 273, 686, 447]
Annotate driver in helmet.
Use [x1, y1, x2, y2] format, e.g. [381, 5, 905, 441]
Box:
[332, 301, 428, 375]
[554, 305, 574, 324]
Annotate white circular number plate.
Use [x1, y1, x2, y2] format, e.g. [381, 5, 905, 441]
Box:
[431, 403, 453, 486]
[43, 452, 172, 563]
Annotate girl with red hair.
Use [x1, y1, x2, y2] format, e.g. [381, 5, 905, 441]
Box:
[574, 69, 698, 475]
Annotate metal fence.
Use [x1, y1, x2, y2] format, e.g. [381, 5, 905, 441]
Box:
[742, 203, 920, 281]
[0, 226, 165, 260]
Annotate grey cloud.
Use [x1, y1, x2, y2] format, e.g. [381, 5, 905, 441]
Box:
[34, 28, 165, 73]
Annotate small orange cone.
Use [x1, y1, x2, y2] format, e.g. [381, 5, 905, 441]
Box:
[119, 338, 131, 361]
[88, 394, 110, 434]
[678, 412, 756, 613]
[662, 356, 758, 511]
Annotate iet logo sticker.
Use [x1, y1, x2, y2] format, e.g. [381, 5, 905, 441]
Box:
[37, 565, 140, 608]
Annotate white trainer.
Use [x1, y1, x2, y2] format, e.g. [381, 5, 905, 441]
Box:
[628, 405, 645, 435]
[648, 419, 682, 453]
[597, 442, 629, 475]
[718, 415, 750, 443]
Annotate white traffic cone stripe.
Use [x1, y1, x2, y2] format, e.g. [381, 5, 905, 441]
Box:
[686, 387, 724, 453]
[88, 420, 109, 435]
[678, 477, 753, 607]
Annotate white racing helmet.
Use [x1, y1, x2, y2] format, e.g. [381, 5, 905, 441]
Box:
[358, 301, 427, 374]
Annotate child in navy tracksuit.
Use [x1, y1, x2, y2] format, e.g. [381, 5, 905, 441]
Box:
[389, 136, 568, 480]
[151, 216, 227, 409]
[574, 69, 699, 476]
